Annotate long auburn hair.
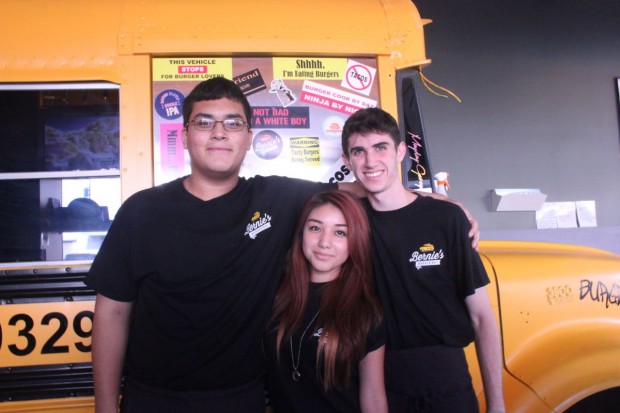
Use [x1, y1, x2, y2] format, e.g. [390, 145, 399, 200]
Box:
[270, 190, 382, 390]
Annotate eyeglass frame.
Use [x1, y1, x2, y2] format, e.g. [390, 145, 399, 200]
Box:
[186, 117, 249, 132]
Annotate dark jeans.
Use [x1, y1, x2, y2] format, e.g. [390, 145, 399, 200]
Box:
[385, 346, 479, 413]
[119, 376, 265, 413]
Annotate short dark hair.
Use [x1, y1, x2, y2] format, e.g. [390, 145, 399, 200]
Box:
[341, 107, 401, 157]
[182, 77, 252, 126]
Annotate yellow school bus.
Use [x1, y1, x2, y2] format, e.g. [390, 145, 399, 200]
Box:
[1, 1, 619, 412]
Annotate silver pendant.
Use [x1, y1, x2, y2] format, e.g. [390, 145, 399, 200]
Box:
[291, 370, 301, 381]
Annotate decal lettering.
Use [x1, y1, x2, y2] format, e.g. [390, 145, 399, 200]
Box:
[251, 106, 309, 129]
[409, 247, 445, 270]
[579, 279, 620, 309]
[328, 165, 351, 184]
[408, 132, 427, 190]
[545, 284, 574, 305]
[244, 213, 273, 240]
[0, 310, 93, 358]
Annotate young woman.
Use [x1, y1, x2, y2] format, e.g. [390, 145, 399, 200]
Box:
[264, 190, 388, 413]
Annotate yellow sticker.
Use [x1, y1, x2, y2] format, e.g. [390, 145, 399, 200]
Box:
[152, 57, 233, 81]
[290, 137, 320, 166]
[273, 58, 347, 80]
[0, 301, 94, 368]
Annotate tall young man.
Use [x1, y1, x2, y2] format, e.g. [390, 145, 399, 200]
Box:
[341, 107, 505, 413]
[86, 77, 337, 413]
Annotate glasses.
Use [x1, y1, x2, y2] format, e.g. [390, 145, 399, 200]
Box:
[187, 118, 248, 132]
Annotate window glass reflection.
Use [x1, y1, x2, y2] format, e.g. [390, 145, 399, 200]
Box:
[0, 83, 120, 263]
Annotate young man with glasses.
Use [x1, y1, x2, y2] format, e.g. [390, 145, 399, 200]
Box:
[87, 77, 341, 413]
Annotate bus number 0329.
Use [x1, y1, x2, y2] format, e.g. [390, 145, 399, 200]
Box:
[0, 310, 94, 357]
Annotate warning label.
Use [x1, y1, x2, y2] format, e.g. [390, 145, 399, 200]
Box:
[290, 136, 320, 166]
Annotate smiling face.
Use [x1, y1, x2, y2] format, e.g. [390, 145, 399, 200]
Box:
[342, 131, 406, 199]
[302, 203, 350, 283]
[182, 97, 252, 182]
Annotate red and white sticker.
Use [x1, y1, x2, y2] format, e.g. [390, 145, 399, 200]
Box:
[340, 60, 377, 96]
[301, 81, 377, 116]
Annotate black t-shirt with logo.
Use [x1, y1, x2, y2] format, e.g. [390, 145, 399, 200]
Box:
[86, 176, 333, 391]
[264, 282, 385, 413]
[364, 196, 489, 350]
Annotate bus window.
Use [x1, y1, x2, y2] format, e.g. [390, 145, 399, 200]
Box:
[0, 83, 120, 263]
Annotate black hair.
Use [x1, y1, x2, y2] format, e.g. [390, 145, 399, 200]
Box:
[182, 77, 252, 126]
[341, 107, 401, 157]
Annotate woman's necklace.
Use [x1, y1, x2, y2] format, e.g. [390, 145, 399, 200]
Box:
[290, 310, 320, 381]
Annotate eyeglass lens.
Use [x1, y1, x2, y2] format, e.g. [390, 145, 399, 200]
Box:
[190, 118, 246, 131]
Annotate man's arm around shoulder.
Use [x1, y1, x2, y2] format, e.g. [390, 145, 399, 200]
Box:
[416, 190, 480, 250]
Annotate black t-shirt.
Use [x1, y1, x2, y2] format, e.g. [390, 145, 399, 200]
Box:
[365, 196, 489, 350]
[264, 282, 385, 413]
[86, 176, 333, 391]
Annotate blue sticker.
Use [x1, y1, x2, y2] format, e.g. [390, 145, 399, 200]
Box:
[155, 89, 184, 120]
